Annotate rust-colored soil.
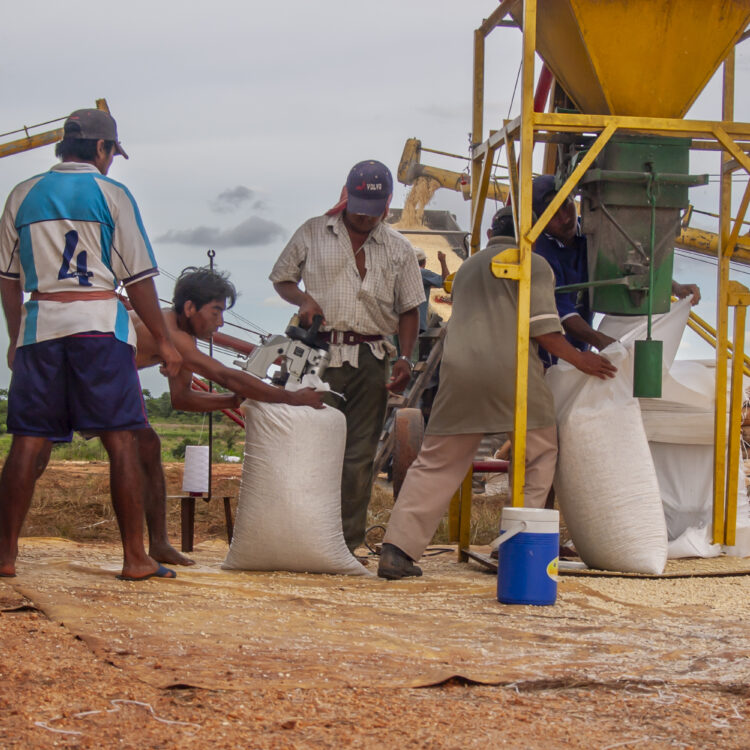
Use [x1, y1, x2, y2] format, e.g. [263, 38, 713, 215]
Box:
[1, 461, 749, 748]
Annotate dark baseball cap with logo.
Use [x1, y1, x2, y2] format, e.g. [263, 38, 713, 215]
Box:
[63, 109, 129, 159]
[346, 160, 393, 216]
[532, 175, 558, 218]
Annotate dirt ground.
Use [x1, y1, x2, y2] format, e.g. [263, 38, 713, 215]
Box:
[1, 461, 749, 749]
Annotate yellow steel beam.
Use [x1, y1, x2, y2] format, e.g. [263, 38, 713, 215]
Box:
[470, 142, 500, 255]
[534, 111, 750, 138]
[504, 130, 519, 240]
[713, 50, 736, 546]
[509, 0, 538, 510]
[724, 181, 750, 262]
[471, 28, 485, 207]
[725, 281, 750, 546]
[686, 310, 750, 376]
[478, 0, 516, 37]
[474, 108, 750, 163]
[527, 121, 617, 244]
[713, 125, 750, 178]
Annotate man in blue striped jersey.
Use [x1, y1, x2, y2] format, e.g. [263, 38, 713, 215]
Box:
[0, 108, 182, 581]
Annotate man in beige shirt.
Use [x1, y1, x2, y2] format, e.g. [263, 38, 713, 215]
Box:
[378, 207, 617, 580]
[270, 160, 425, 552]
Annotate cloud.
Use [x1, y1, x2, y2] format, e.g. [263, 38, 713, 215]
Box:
[156, 215, 285, 248]
[210, 185, 254, 213]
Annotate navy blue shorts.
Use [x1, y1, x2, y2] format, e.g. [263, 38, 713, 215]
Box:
[7, 332, 149, 442]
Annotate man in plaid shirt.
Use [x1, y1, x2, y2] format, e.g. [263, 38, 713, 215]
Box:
[270, 160, 424, 552]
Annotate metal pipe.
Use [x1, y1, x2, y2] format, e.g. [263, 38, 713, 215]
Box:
[213, 330, 256, 355]
[534, 64, 554, 114]
[472, 459, 509, 473]
[207, 249, 215, 501]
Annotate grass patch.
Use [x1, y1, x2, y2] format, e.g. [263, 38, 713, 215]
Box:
[0, 421, 244, 463]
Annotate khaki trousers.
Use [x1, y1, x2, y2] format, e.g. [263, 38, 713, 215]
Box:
[383, 425, 558, 562]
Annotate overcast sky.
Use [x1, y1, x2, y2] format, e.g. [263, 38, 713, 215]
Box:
[1, 1, 749, 394]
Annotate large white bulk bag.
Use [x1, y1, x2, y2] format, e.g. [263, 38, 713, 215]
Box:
[601, 299, 750, 559]
[547, 343, 668, 574]
[222, 402, 370, 576]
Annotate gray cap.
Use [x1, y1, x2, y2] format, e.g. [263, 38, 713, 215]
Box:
[63, 109, 129, 159]
[414, 247, 427, 262]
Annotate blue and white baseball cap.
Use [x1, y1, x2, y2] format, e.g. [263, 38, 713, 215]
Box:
[346, 160, 393, 216]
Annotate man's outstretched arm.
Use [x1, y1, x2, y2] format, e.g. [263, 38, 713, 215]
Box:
[167, 368, 243, 412]
[535, 331, 617, 379]
[170, 327, 324, 408]
[561, 313, 616, 352]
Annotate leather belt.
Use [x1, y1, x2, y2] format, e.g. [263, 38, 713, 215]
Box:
[319, 330, 384, 345]
[30, 290, 117, 302]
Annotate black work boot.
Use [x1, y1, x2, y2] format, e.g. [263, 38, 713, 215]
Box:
[377, 543, 423, 580]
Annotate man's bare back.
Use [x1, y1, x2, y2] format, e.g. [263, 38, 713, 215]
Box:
[131, 308, 182, 370]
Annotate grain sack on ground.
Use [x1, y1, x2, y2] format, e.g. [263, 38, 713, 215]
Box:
[547, 343, 668, 574]
[223, 402, 370, 576]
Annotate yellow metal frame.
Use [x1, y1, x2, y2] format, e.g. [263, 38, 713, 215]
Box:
[466, 0, 750, 549]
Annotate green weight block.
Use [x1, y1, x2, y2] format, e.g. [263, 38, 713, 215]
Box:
[633, 339, 663, 399]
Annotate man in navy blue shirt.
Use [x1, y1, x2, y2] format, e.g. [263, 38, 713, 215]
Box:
[532, 175, 700, 366]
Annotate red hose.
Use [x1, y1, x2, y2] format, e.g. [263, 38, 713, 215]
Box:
[472, 459, 509, 473]
[533, 64, 554, 113]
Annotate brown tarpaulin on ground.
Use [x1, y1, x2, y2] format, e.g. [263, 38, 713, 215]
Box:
[5, 538, 750, 691]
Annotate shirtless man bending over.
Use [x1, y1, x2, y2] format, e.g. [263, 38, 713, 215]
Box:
[132, 265, 325, 565]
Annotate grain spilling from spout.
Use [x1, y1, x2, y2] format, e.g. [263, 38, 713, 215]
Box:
[400, 176, 440, 228]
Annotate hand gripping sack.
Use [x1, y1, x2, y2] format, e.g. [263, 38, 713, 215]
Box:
[222, 402, 370, 576]
[546, 343, 668, 574]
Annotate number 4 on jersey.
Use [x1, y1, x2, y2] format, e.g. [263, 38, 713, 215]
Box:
[57, 230, 93, 286]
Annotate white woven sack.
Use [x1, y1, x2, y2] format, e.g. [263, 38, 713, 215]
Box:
[548, 342, 668, 574]
[222, 402, 370, 576]
[555, 400, 668, 574]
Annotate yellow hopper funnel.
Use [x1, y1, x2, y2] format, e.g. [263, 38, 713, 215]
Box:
[512, 0, 750, 117]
